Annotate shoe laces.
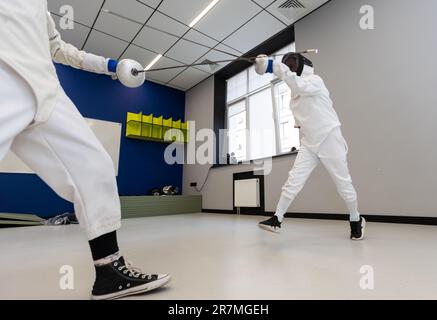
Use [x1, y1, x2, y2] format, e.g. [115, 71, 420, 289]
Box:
[116, 260, 154, 280]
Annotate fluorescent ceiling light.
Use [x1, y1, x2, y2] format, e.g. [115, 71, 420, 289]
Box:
[145, 54, 163, 71]
[189, 0, 220, 28]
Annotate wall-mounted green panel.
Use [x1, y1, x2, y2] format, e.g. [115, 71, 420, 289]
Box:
[120, 195, 202, 219]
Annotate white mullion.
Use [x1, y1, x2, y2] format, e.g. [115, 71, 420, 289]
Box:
[244, 96, 250, 162]
[244, 69, 250, 162]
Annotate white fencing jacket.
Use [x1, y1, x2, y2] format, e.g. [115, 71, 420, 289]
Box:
[0, 0, 113, 123]
[273, 61, 341, 151]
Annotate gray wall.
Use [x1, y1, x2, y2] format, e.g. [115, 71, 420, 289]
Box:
[184, 0, 437, 217]
[183, 76, 215, 201]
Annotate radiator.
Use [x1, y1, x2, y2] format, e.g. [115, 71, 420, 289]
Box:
[234, 178, 260, 208]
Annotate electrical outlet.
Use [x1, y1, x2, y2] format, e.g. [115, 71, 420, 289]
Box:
[190, 182, 197, 187]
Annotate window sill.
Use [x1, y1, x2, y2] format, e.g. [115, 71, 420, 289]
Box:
[211, 150, 299, 169]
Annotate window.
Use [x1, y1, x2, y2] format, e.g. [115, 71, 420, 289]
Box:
[226, 43, 300, 162]
[227, 100, 247, 162]
[274, 82, 300, 153]
[226, 70, 247, 103]
[248, 88, 276, 160]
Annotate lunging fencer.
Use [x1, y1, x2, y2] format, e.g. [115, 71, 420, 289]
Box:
[0, 1, 170, 300]
[254, 52, 366, 240]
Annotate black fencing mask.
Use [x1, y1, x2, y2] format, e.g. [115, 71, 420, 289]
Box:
[281, 53, 313, 76]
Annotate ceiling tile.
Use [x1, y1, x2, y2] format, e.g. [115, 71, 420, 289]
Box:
[47, 0, 104, 27]
[193, 49, 237, 74]
[169, 68, 210, 90]
[205, 46, 240, 60]
[194, 0, 261, 41]
[94, 10, 143, 41]
[147, 78, 185, 92]
[147, 11, 190, 37]
[267, 0, 328, 25]
[223, 10, 285, 53]
[183, 29, 218, 50]
[147, 78, 165, 86]
[133, 27, 179, 54]
[137, 0, 163, 9]
[120, 45, 157, 67]
[50, 14, 90, 49]
[166, 39, 210, 65]
[147, 56, 189, 84]
[215, 43, 243, 56]
[83, 30, 128, 59]
[120, 45, 188, 84]
[252, 0, 276, 8]
[158, 0, 214, 26]
[102, 0, 154, 23]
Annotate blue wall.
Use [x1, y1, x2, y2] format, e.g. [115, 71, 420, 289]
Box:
[0, 64, 185, 218]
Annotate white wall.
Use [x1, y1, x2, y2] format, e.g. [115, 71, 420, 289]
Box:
[184, 0, 437, 217]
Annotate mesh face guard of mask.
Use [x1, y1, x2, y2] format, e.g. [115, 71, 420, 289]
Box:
[281, 53, 313, 76]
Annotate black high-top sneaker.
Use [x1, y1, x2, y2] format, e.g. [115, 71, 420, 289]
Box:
[350, 217, 366, 241]
[258, 216, 282, 233]
[91, 256, 171, 300]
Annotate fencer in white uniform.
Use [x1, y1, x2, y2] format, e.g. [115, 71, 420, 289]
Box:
[0, 0, 169, 300]
[254, 53, 366, 240]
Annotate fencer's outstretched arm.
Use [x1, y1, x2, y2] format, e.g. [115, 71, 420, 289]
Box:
[255, 55, 322, 96]
[272, 61, 322, 96]
[46, 12, 116, 75]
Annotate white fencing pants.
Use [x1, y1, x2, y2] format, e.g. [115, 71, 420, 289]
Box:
[275, 127, 359, 221]
[0, 60, 121, 240]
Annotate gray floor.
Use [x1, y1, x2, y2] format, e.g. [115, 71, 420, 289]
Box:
[1, 213, 437, 300]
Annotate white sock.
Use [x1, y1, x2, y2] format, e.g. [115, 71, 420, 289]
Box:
[346, 200, 360, 222]
[94, 251, 121, 267]
[275, 195, 294, 223]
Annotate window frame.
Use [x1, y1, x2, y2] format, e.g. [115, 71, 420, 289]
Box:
[226, 97, 248, 162]
[272, 79, 301, 154]
[225, 68, 300, 163]
[212, 24, 296, 168]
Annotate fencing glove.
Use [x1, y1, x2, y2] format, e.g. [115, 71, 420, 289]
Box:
[255, 55, 274, 75]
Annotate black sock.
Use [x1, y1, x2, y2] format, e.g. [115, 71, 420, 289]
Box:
[89, 231, 119, 261]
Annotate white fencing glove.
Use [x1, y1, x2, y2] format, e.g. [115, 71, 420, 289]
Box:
[107, 59, 146, 88]
[272, 59, 292, 79]
[255, 54, 274, 75]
